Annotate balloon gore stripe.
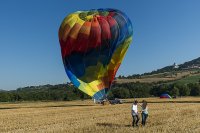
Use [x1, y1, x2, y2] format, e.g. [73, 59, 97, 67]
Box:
[59, 8, 133, 100]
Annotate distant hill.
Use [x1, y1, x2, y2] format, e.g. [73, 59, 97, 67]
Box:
[145, 57, 200, 75]
[116, 57, 200, 84]
[179, 57, 200, 69]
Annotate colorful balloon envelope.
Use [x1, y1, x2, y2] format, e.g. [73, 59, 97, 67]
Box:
[59, 8, 133, 100]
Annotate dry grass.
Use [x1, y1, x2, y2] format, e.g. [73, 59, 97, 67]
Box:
[0, 97, 200, 133]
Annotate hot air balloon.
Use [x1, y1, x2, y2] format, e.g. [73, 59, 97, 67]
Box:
[59, 8, 133, 100]
[160, 94, 172, 99]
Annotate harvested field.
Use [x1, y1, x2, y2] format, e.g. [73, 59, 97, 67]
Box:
[0, 97, 200, 133]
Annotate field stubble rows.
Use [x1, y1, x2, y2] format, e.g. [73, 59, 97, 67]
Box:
[0, 97, 200, 133]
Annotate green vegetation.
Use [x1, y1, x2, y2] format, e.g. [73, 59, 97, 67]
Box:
[169, 74, 200, 84]
[0, 81, 199, 102]
[0, 84, 90, 102]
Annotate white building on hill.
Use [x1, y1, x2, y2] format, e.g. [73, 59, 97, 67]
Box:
[173, 63, 179, 69]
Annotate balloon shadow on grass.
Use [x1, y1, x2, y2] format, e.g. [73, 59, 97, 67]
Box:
[125, 101, 200, 104]
[0, 107, 20, 110]
[43, 104, 95, 108]
[0, 104, 95, 110]
[24, 104, 95, 109]
[96, 123, 132, 128]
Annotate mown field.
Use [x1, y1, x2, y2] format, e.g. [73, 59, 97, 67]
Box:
[0, 97, 200, 133]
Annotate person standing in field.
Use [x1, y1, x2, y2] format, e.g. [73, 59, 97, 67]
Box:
[131, 100, 140, 127]
[141, 100, 148, 126]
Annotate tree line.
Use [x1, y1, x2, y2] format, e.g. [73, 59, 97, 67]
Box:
[108, 82, 200, 99]
[0, 82, 200, 102]
[0, 84, 90, 102]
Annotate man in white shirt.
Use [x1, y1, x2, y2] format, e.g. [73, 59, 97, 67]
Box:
[131, 100, 140, 127]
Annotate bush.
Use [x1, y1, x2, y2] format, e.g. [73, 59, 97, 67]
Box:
[170, 86, 179, 96]
[189, 84, 200, 96]
[179, 85, 190, 96]
[111, 87, 130, 99]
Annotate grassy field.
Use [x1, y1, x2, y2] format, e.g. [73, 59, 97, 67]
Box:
[169, 74, 200, 84]
[0, 97, 200, 133]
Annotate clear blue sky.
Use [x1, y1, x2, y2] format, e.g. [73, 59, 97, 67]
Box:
[1, 0, 200, 90]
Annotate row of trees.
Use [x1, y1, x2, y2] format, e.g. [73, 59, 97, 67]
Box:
[0, 82, 200, 102]
[151, 83, 200, 97]
[107, 83, 152, 99]
[0, 84, 90, 102]
[107, 82, 200, 99]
